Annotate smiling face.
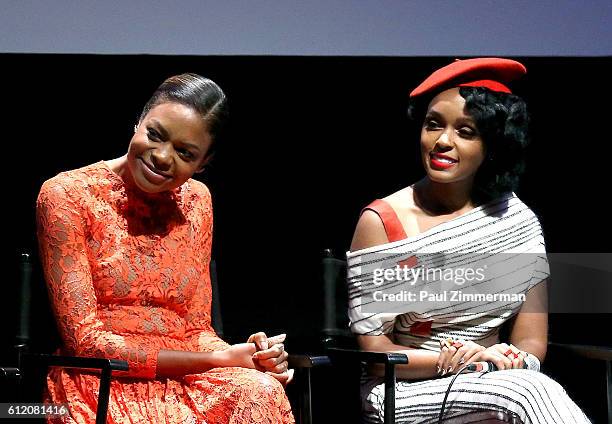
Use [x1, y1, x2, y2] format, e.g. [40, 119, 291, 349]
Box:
[127, 102, 213, 193]
[420, 87, 486, 185]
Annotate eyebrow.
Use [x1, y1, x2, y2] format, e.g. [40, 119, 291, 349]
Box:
[149, 118, 202, 153]
[424, 110, 445, 120]
[425, 109, 476, 126]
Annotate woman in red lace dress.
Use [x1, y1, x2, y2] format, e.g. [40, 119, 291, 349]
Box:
[36, 74, 295, 423]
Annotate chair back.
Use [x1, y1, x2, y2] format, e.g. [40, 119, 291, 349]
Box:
[1, 249, 61, 403]
[210, 259, 224, 338]
[320, 249, 356, 349]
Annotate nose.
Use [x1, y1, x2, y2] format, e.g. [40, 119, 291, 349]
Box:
[434, 130, 453, 149]
[150, 143, 173, 171]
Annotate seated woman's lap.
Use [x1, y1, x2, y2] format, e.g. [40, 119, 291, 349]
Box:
[48, 366, 289, 423]
[363, 370, 588, 424]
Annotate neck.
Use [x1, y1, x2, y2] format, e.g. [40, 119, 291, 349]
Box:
[414, 177, 476, 215]
[106, 155, 138, 189]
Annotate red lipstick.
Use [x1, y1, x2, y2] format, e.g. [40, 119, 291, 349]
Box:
[139, 158, 172, 184]
[429, 152, 458, 170]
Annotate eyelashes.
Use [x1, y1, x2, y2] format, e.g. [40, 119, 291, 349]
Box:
[423, 119, 478, 138]
[146, 128, 161, 141]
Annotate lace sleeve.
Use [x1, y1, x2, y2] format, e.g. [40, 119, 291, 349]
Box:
[36, 178, 159, 378]
[183, 185, 230, 352]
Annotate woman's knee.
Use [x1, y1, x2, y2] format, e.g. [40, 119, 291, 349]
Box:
[238, 368, 284, 394]
[504, 369, 564, 392]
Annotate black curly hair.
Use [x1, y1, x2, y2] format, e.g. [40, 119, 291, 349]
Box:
[408, 86, 530, 204]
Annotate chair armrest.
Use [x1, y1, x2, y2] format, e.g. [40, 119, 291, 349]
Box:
[326, 347, 408, 365]
[21, 353, 128, 424]
[23, 353, 129, 372]
[288, 354, 331, 368]
[286, 354, 331, 424]
[548, 342, 612, 361]
[326, 348, 407, 424]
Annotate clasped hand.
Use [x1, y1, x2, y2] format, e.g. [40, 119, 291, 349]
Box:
[220, 332, 293, 386]
[437, 341, 527, 376]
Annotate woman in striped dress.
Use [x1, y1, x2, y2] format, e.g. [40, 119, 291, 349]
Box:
[348, 58, 591, 423]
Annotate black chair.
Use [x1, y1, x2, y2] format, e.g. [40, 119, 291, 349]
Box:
[545, 342, 612, 423]
[320, 249, 408, 424]
[0, 251, 128, 424]
[320, 249, 527, 424]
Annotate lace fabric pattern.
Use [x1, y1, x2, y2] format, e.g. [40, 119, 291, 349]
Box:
[37, 161, 294, 423]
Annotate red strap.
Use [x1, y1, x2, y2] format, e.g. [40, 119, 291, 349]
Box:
[362, 199, 407, 242]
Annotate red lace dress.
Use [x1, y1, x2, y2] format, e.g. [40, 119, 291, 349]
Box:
[36, 161, 294, 424]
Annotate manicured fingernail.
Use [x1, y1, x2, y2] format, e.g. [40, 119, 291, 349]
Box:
[441, 369, 447, 376]
[436, 366, 440, 373]
[448, 366, 453, 373]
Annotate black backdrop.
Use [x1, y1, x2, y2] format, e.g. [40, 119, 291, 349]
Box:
[2, 55, 611, 421]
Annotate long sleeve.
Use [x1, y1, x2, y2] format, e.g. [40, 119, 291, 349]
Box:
[182, 185, 230, 353]
[36, 178, 159, 378]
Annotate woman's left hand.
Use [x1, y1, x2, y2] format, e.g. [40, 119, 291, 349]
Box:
[247, 332, 294, 386]
[483, 343, 526, 370]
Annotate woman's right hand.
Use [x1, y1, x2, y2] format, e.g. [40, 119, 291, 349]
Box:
[437, 340, 486, 375]
[215, 343, 259, 369]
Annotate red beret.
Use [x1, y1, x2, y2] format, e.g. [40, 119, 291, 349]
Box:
[409, 57, 526, 98]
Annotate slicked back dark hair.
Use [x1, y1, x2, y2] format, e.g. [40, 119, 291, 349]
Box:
[408, 86, 530, 204]
[139, 73, 228, 155]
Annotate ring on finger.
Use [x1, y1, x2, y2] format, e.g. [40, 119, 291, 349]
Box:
[440, 337, 454, 349]
[504, 349, 519, 359]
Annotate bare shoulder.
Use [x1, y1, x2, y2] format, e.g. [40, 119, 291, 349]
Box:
[350, 210, 387, 252]
[350, 186, 414, 252]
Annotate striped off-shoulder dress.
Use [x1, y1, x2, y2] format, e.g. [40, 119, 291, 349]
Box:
[347, 192, 591, 423]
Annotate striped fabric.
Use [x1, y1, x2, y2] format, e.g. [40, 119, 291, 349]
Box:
[347, 193, 591, 423]
[361, 370, 591, 423]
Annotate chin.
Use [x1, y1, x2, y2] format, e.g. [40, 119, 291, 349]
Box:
[138, 185, 167, 194]
[132, 174, 172, 194]
[426, 169, 454, 181]
[427, 172, 476, 186]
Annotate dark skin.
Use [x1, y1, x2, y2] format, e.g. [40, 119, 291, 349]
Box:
[107, 102, 293, 384]
[351, 88, 547, 379]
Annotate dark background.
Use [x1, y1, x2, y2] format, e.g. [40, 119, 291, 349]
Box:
[2, 54, 610, 422]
